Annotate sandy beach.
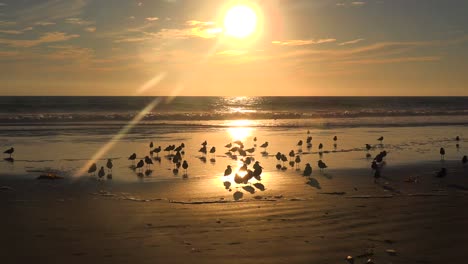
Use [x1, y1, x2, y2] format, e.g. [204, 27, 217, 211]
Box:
[1, 123, 467, 264]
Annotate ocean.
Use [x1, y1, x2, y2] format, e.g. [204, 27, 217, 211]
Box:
[0, 96, 466, 181]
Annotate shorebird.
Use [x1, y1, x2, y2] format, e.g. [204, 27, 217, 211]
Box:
[224, 165, 232, 176]
[88, 163, 97, 176]
[152, 146, 161, 157]
[297, 140, 303, 149]
[260, 142, 269, 152]
[303, 163, 312, 177]
[128, 153, 137, 166]
[318, 160, 328, 171]
[318, 143, 323, 152]
[149, 141, 154, 154]
[456, 143, 460, 150]
[225, 143, 232, 148]
[281, 154, 288, 168]
[440, 147, 445, 160]
[144, 156, 153, 170]
[136, 159, 144, 173]
[275, 152, 282, 169]
[456, 136, 460, 141]
[365, 144, 372, 151]
[98, 166, 105, 179]
[377, 136, 384, 143]
[307, 130, 310, 134]
[201, 140, 207, 147]
[333, 136, 337, 142]
[436, 168, 447, 178]
[295, 155, 301, 170]
[288, 150, 295, 161]
[245, 147, 255, 154]
[210, 146, 216, 157]
[462, 155, 467, 165]
[182, 160, 188, 175]
[253, 137, 257, 142]
[199, 145, 207, 155]
[3, 147, 14, 158]
[106, 159, 113, 173]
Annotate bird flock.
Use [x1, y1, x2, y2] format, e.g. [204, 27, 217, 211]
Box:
[2, 134, 467, 193]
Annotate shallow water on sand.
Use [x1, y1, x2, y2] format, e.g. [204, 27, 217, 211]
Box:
[1, 122, 466, 200]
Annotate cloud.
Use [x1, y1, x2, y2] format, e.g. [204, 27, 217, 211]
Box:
[0, 27, 33, 35]
[66, 17, 94, 26]
[35, 21, 56, 26]
[146, 17, 159, 22]
[351, 1, 366, 5]
[114, 37, 152, 43]
[339, 38, 365, 46]
[272, 39, 336, 46]
[15, 0, 87, 23]
[0, 32, 79, 47]
[84, 27, 96, 32]
[0, 20, 16, 26]
[337, 56, 441, 65]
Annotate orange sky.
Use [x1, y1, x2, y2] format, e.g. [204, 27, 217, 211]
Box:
[0, 0, 467, 96]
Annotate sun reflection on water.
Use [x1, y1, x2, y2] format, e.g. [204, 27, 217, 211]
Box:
[227, 120, 254, 142]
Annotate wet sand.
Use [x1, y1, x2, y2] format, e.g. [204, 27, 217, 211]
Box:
[1, 161, 468, 264]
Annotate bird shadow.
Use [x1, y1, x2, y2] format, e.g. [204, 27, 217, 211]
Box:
[253, 182, 265, 191]
[306, 177, 322, 189]
[233, 191, 243, 201]
[4, 158, 14, 163]
[242, 185, 255, 194]
[319, 172, 333, 179]
[154, 157, 162, 163]
[210, 158, 216, 163]
[136, 172, 144, 178]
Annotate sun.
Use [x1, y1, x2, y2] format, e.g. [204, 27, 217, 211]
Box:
[223, 5, 258, 39]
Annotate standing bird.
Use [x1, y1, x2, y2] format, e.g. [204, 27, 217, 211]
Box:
[199, 145, 207, 155]
[210, 146, 216, 157]
[288, 150, 295, 161]
[318, 160, 328, 171]
[3, 147, 14, 158]
[260, 142, 269, 152]
[144, 156, 153, 170]
[456, 136, 460, 141]
[224, 165, 232, 176]
[106, 159, 113, 173]
[225, 143, 232, 148]
[297, 140, 303, 149]
[294, 155, 301, 170]
[98, 166, 105, 180]
[440, 147, 446, 160]
[365, 144, 372, 151]
[182, 160, 189, 175]
[377, 136, 384, 143]
[318, 143, 323, 153]
[128, 153, 137, 166]
[88, 163, 97, 176]
[462, 155, 467, 165]
[153, 146, 161, 157]
[333, 136, 338, 142]
[201, 140, 207, 147]
[149, 141, 154, 154]
[136, 160, 144, 173]
[303, 163, 312, 177]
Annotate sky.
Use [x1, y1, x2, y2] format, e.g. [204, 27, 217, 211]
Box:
[0, 0, 467, 96]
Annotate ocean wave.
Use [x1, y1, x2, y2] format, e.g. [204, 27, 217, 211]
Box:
[0, 109, 468, 123]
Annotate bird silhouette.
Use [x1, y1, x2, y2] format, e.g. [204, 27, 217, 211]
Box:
[245, 148, 255, 154]
[144, 156, 153, 170]
[3, 147, 14, 158]
[182, 160, 188, 175]
[136, 159, 144, 173]
[201, 140, 207, 146]
[128, 153, 137, 166]
[224, 165, 232, 176]
[456, 136, 460, 141]
[199, 145, 207, 155]
[106, 159, 113, 173]
[365, 144, 372, 151]
[98, 166, 105, 179]
[288, 150, 295, 161]
[297, 140, 303, 149]
[294, 155, 301, 170]
[225, 143, 232, 148]
[303, 163, 312, 177]
[88, 163, 97, 176]
[318, 143, 323, 153]
[260, 142, 269, 152]
[333, 136, 337, 142]
[377, 136, 384, 143]
[152, 146, 161, 157]
[209, 146, 216, 158]
[440, 147, 445, 160]
[318, 160, 328, 171]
